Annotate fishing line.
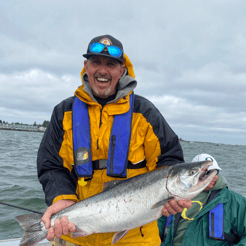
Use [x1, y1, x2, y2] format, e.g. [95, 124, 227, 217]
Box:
[0, 200, 43, 214]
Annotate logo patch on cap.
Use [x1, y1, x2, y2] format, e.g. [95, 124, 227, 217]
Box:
[205, 157, 214, 162]
[99, 38, 112, 46]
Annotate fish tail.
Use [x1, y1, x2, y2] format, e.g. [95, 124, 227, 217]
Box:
[15, 213, 48, 246]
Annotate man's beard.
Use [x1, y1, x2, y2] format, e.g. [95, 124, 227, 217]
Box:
[93, 86, 112, 98]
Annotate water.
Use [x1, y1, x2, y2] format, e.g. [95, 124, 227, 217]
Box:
[0, 130, 245, 240]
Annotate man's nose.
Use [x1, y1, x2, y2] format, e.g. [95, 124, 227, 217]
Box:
[97, 64, 108, 75]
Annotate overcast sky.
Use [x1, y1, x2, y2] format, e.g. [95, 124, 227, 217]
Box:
[1, 0, 246, 146]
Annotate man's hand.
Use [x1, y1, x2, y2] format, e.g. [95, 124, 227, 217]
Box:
[162, 199, 192, 217]
[204, 175, 218, 191]
[42, 200, 76, 240]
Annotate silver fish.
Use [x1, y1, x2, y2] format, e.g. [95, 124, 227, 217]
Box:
[15, 160, 217, 245]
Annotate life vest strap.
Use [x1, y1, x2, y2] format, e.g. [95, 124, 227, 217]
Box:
[93, 159, 147, 170]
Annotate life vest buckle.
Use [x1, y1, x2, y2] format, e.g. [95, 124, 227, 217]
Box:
[93, 160, 107, 169]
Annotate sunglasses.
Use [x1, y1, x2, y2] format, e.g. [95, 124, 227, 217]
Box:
[89, 43, 122, 58]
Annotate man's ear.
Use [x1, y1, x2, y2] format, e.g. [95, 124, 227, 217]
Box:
[121, 65, 126, 76]
[84, 60, 88, 72]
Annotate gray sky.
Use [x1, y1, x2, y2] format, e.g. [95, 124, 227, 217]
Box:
[1, 0, 246, 145]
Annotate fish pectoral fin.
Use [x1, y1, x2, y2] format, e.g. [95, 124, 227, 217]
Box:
[71, 226, 92, 238]
[112, 229, 129, 244]
[151, 197, 175, 209]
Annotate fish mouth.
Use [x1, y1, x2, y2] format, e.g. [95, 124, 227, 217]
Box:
[198, 163, 217, 183]
[166, 160, 218, 200]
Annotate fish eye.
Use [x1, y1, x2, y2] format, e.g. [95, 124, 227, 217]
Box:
[189, 170, 196, 175]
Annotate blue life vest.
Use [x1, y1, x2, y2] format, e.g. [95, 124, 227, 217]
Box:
[208, 203, 239, 243]
[162, 214, 173, 242]
[209, 203, 224, 240]
[163, 203, 239, 244]
[72, 93, 134, 178]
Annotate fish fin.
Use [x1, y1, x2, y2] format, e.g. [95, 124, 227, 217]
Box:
[71, 226, 92, 238]
[71, 231, 92, 238]
[102, 180, 123, 192]
[151, 197, 175, 209]
[112, 230, 129, 244]
[15, 213, 47, 246]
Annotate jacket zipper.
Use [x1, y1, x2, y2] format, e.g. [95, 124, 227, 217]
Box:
[97, 107, 103, 150]
[99, 107, 102, 127]
[110, 135, 116, 175]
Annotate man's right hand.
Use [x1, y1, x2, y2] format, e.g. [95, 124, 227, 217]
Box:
[42, 200, 76, 240]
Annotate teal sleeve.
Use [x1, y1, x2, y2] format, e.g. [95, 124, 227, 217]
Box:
[227, 190, 246, 245]
[158, 216, 167, 239]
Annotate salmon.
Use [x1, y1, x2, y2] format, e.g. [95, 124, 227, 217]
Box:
[15, 160, 216, 245]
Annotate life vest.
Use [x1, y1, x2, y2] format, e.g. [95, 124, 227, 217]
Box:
[209, 203, 240, 243]
[162, 202, 240, 244]
[72, 93, 134, 178]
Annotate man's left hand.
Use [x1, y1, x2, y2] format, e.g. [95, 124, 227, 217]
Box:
[204, 175, 218, 190]
[162, 199, 192, 217]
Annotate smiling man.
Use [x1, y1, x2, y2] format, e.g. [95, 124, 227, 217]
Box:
[37, 34, 190, 246]
[84, 56, 125, 98]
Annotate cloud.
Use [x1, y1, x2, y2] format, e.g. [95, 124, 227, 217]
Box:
[0, 69, 81, 123]
[1, 0, 246, 145]
[147, 94, 246, 134]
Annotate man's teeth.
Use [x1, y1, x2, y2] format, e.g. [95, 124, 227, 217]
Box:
[97, 78, 108, 82]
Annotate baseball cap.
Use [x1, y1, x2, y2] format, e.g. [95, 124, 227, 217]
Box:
[83, 34, 124, 63]
[192, 153, 222, 171]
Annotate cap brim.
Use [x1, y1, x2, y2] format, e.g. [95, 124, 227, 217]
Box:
[208, 165, 223, 171]
[83, 53, 123, 63]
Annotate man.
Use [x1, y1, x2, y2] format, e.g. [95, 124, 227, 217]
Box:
[37, 34, 191, 246]
[158, 153, 246, 245]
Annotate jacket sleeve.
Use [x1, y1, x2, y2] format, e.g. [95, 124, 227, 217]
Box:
[37, 100, 78, 206]
[158, 216, 167, 240]
[155, 116, 184, 168]
[230, 191, 246, 245]
[135, 95, 184, 169]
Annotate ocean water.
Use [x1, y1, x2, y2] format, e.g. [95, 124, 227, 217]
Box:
[0, 130, 245, 240]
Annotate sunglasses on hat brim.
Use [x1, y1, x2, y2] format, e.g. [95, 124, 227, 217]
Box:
[89, 43, 122, 58]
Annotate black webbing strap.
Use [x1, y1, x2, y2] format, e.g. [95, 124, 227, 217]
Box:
[92, 159, 147, 170]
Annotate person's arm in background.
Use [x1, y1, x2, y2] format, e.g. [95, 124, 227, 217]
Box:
[158, 216, 167, 243]
[228, 190, 246, 245]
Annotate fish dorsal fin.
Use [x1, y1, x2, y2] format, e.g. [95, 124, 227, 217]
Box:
[151, 197, 174, 209]
[112, 229, 129, 244]
[102, 180, 123, 192]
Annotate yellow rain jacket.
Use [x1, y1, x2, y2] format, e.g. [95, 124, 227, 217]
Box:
[37, 54, 184, 246]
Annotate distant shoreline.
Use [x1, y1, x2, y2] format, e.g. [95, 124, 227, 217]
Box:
[0, 127, 45, 133]
[179, 138, 193, 143]
[0, 129, 193, 140]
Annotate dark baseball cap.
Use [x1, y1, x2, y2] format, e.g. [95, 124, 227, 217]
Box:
[83, 34, 124, 63]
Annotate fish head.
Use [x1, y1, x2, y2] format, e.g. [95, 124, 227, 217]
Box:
[166, 161, 217, 200]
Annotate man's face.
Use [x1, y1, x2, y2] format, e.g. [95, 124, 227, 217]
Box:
[84, 56, 125, 98]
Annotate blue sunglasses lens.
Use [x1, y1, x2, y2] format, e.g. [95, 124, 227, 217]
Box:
[90, 43, 122, 58]
[90, 43, 105, 53]
[107, 46, 122, 58]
